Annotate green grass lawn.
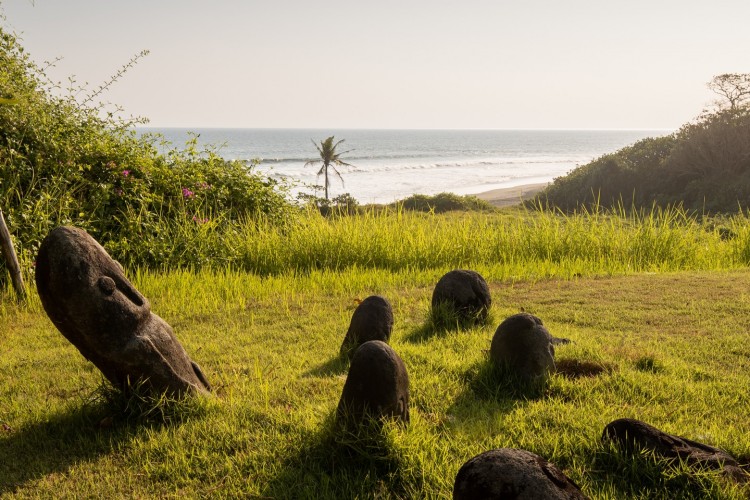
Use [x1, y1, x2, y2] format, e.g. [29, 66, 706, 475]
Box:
[1, 267, 749, 498]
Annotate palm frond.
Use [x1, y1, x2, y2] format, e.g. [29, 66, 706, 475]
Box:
[330, 164, 345, 184]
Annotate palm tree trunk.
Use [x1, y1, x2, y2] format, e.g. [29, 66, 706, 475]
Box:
[324, 164, 329, 200]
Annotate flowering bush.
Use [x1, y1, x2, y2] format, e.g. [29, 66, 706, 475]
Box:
[0, 25, 292, 269]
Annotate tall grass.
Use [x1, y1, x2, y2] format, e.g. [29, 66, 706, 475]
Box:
[107, 204, 750, 277]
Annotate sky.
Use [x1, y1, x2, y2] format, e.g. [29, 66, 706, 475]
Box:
[3, 0, 750, 130]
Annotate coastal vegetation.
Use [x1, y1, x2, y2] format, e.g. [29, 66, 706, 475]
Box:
[0, 25, 291, 271]
[304, 136, 356, 202]
[533, 74, 750, 214]
[1, 19, 749, 499]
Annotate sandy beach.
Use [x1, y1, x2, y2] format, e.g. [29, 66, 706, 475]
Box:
[473, 182, 548, 207]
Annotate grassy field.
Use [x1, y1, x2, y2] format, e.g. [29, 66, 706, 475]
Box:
[2, 208, 750, 498]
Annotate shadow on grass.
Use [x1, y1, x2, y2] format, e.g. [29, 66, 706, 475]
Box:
[302, 355, 349, 378]
[260, 415, 425, 498]
[466, 357, 548, 402]
[0, 384, 208, 495]
[403, 306, 494, 344]
[583, 441, 738, 499]
[445, 357, 544, 424]
[555, 358, 613, 379]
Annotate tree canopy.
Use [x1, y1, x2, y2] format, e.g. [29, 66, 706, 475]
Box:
[304, 136, 356, 201]
[531, 74, 750, 214]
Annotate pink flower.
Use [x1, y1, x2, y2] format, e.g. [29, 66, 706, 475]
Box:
[122, 170, 130, 177]
[182, 187, 194, 198]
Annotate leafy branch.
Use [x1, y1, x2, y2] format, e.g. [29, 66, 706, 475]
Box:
[80, 49, 150, 106]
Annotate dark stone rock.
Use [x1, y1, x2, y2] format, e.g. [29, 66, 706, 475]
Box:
[336, 340, 409, 426]
[35, 226, 210, 396]
[453, 448, 588, 499]
[431, 269, 491, 324]
[339, 295, 394, 360]
[603, 418, 749, 484]
[490, 313, 569, 383]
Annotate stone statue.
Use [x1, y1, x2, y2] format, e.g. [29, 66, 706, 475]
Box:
[339, 295, 394, 360]
[453, 448, 588, 499]
[490, 312, 569, 383]
[603, 418, 749, 484]
[35, 226, 211, 396]
[431, 269, 491, 324]
[337, 340, 409, 427]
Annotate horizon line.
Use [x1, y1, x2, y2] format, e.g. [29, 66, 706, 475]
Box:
[136, 125, 676, 132]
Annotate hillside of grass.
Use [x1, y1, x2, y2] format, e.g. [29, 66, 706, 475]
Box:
[2, 267, 749, 498]
[532, 100, 750, 214]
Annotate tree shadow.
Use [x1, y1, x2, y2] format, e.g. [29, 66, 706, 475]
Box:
[302, 355, 349, 378]
[260, 414, 424, 498]
[0, 386, 208, 495]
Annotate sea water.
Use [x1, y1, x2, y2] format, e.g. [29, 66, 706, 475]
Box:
[141, 128, 668, 204]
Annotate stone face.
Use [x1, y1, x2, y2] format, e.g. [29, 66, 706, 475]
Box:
[490, 313, 568, 383]
[336, 340, 409, 426]
[431, 269, 491, 324]
[453, 448, 588, 500]
[603, 418, 749, 484]
[35, 226, 210, 396]
[339, 295, 394, 360]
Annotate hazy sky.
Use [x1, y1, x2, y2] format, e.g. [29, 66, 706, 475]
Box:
[4, 1, 749, 129]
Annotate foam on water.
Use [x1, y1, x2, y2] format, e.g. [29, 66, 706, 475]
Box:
[140, 128, 669, 204]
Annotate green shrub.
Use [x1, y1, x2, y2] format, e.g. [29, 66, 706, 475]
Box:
[392, 192, 494, 213]
[0, 25, 291, 269]
[532, 104, 750, 214]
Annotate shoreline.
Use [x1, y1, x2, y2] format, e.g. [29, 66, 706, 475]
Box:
[472, 182, 548, 207]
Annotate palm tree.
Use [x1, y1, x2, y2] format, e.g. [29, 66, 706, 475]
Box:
[304, 136, 356, 201]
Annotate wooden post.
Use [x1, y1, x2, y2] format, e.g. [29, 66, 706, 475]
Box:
[0, 209, 26, 300]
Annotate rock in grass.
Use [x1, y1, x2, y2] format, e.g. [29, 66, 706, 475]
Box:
[431, 269, 491, 324]
[453, 448, 588, 499]
[339, 295, 394, 360]
[490, 313, 569, 383]
[337, 340, 409, 426]
[603, 418, 749, 484]
[35, 226, 211, 396]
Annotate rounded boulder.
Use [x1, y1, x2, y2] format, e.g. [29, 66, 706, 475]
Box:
[339, 295, 394, 360]
[490, 313, 568, 383]
[431, 269, 491, 324]
[453, 448, 588, 499]
[336, 340, 410, 426]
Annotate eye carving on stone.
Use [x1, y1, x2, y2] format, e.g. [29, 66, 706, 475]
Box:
[97, 276, 116, 295]
[35, 226, 211, 396]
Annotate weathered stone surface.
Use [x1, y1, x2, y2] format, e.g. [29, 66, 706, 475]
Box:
[336, 340, 409, 426]
[35, 226, 210, 396]
[603, 418, 749, 484]
[490, 313, 569, 383]
[339, 295, 394, 360]
[453, 448, 588, 499]
[431, 269, 491, 323]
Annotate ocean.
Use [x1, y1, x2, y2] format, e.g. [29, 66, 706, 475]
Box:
[141, 128, 669, 204]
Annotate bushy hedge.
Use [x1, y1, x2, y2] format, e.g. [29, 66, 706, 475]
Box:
[0, 26, 291, 269]
[533, 107, 750, 214]
[392, 192, 494, 213]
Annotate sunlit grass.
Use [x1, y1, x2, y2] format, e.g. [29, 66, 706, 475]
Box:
[1, 267, 749, 498]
